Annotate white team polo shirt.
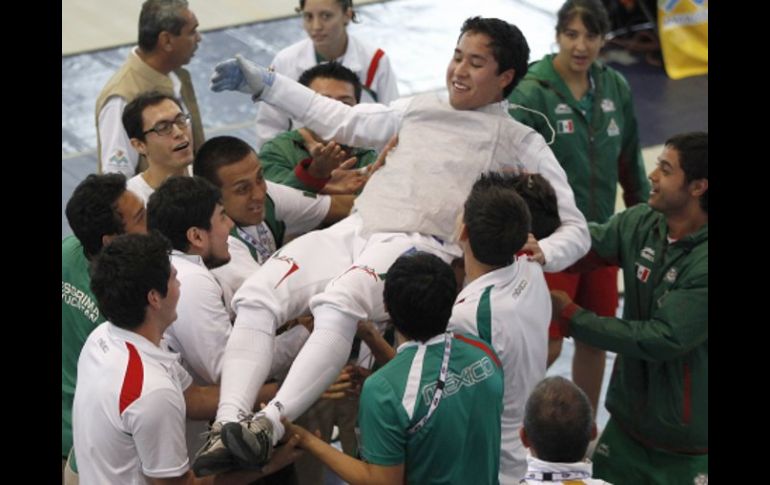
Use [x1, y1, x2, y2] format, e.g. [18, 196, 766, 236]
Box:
[448, 259, 551, 484]
[73, 322, 193, 484]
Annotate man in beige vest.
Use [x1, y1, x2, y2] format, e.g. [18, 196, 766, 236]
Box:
[95, 0, 204, 177]
[122, 92, 195, 204]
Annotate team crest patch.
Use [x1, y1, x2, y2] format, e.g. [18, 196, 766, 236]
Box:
[601, 98, 616, 112]
[555, 103, 572, 114]
[693, 473, 708, 485]
[607, 118, 620, 137]
[636, 263, 651, 283]
[557, 119, 575, 134]
[109, 150, 130, 168]
[640, 247, 655, 262]
[664, 267, 678, 283]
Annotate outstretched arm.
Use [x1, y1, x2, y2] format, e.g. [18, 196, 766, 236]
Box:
[284, 419, 405, 485]
[211, 55, 405, 151]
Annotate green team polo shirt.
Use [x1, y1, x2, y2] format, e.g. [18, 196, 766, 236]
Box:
[62, 236, 106, 457]
[359, 333, 504, 484]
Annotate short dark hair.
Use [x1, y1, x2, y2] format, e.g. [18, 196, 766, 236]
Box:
[459, 17, 530, 97]
[463, 172, 532, 267]
[90, 232, 172, 330]
[297, 0, 357, 22]
[511, 173, 561, 240]
[298, 62, 363, 103]
[138, 0, 190, 51]
[556, 0, 611, 37]
[65, 173, 128, 259]
[665, 132, 708, 212]
[384, 252, 457, 342]
[122, 91, 182, 142]
[193, 136, 256, 187]
[147, 176, 222, 252]
[523, 376, 593, 462]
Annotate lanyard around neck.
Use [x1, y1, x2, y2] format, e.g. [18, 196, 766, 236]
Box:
[407, 331, 453, 435]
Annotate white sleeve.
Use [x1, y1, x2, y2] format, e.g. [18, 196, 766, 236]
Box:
[371, 52, 400, 104]
[269, 325, 310, 381]
[167, 271, 233, 385]
[268, 181, 332, 237]
[98, 96, 138, 176]
[524, 138, 590, 272]
[262, 72, 407, 152]
[254, 53, 297, 150]
[211, 236, 262, 318]
[124, 387, 189, 478]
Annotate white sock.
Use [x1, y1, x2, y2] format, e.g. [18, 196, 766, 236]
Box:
[264, 306, 358, 441]
[216, 307, 275, 423]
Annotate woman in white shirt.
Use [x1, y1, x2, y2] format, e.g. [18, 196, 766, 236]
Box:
[255, 0, 399, 149]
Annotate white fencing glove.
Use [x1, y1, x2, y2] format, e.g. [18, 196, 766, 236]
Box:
[210, 54, 275, 100]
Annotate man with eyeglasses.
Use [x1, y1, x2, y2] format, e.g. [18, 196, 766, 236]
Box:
[121, 91, 195, 204]
[96, 0, 204, 178]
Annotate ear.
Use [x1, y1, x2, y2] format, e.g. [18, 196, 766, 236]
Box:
[147, 288, 162, 311]
[158, 31, 173, 51]
[498, 68, 515, 91]
[689, 178, 708, 198]
[520, 427, 530, 448]
[186, 226, 205, 250]
[101, 233, 117, 249]
[130, 138, 146, 156]
[344, 7, 353, 23]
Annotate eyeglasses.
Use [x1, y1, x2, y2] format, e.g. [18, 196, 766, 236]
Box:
[142, 113, 191, 137]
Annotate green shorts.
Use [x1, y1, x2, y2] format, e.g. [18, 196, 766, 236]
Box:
[592, 418, 708, 485]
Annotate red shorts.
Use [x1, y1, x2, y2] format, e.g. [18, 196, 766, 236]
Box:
[546, 266, 619, 339]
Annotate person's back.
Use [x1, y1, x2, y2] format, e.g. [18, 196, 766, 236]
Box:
[359, 332, 503, 484]
[449, 173, 553, 483]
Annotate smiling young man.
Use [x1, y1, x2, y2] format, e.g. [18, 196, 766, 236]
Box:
[194, 17, 590, 473]
[122, 92, 195, 204]
[96, 0, 204, 177]
[551, 132, 708, 484]
[193, 135, 354, 307]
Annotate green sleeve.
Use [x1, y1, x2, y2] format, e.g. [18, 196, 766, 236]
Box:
[259, 136, 309, 191]
[358, 374, 407, 466]
[614, 71, 651, 207]
[587, 213, 625, 266]
[357, 149, 379, 169]
[507, 80, 552, 141]
[569, 268, 707, 362]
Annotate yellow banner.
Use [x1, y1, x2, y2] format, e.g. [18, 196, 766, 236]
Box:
[658, 0, 708, 79]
